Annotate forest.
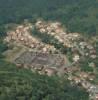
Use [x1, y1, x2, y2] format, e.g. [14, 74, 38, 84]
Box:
[0, 0, 98, 36]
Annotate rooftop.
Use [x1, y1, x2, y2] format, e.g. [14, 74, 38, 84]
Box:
[14, 51, 67, 69]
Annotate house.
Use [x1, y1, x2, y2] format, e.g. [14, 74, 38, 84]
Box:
[79, 72, 88, 79]
[74, 77, 81, 84]
[90, 54, 97, 59]
[81, 81, 91, 89]
[68, 76, 73, 81]
[89, 85, 98, 100]
[95, 94, 98, 100]
[88, 74, 95, 81]
[39, 28, 46, 33]
[73, 54, 80, 62]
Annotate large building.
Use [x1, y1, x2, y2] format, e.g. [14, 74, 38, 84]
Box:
[14, 51, 68, 76]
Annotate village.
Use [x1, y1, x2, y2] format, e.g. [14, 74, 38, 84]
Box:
[4, 22, 57, 54]
[4, 19, 98, 100]
[35, 19, 97, 62]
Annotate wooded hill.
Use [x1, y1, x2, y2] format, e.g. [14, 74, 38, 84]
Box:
[0, 0, 98, 35]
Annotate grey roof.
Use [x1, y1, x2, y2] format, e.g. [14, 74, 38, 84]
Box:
[14, 51, 67, 68]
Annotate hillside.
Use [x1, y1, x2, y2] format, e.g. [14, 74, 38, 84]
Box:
[0, 0, 98, 99]
[0, 0, 98, 35]
[0, 21, 90, 100]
